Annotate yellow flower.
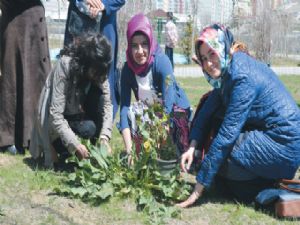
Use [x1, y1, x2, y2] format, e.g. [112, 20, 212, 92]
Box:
[143, 141, 151, 153]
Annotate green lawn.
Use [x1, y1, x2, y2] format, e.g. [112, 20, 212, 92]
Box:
[0, 76, 300, 225]
[178, 76, 300, 107]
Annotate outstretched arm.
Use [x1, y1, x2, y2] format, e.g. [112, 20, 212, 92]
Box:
[176, 182, 204, 208]
[119, 65, 133, 154]
[99, 79, 113, 140]
[197, 74, 257, 188]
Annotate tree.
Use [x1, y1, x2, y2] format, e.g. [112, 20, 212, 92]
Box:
[180, 16, 193, 64]
[252, 0, 272, 64]
[190, 0, 199, 56]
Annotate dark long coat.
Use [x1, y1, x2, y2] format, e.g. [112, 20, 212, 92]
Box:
[64, 0, 125, 118]
[0, 0, 51, 148]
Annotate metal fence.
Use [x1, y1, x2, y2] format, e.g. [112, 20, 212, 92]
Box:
[47, 19, 66, 49]
[47, 10, 300, 77]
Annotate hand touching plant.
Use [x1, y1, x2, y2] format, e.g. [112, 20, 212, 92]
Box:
[75, 143, 90, 160]
[176, 182, 204, 208]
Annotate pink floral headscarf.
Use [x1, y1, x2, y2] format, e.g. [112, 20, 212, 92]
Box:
[195, 24, 234, 88]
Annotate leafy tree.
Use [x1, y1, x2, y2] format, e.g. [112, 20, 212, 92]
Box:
[180, 17, 193, 64]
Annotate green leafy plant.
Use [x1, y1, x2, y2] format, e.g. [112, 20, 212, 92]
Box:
[133, 100, 178, 161]
[55, 103, 192, 224]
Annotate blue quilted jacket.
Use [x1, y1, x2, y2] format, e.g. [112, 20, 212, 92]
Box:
[190, 52, 300, 188]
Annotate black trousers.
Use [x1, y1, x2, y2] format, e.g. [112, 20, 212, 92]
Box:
[165, 46, 174, 69]
[52, 84, 103, 156]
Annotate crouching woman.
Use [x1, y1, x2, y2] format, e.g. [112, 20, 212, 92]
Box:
[119, 14, 192, 162]
[30, 33, 113, 168]
[178, 24, 300, 207]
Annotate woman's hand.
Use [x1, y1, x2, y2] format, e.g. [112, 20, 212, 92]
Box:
[75, 144, 90, 160]
[121, 128, 133, 166]
[87, 0, 105, 18]
[176, 183, 204, 208]
[126, 150, 134, 166]
[89, 7, 101, 18]
[86, 0, 103, 9]
[180, 147, 195, 173]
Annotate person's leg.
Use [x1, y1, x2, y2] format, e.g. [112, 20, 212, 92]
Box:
[83, 84, 103, 144]
[231, 129, 298, 180]
[0, 12, 18, 149]
[169, 47, 174, 69]
[165, 46, 174, 69]
[215, 175, 276, 204]
[52, 119, 96, 160]
[215, 132, 276, 204]
[68, 120, 97, 139]
[170, 106, 190, 157]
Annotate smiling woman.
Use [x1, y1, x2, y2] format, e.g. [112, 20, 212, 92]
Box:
[199, 43, 221, 79]
[177, 24, 300, 208]
[130, 32, 150, 65]
[119, 13, 192, 165]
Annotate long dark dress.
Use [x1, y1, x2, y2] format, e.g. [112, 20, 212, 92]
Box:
[64, 0, 125, 119]
[0, 0, 51, 148]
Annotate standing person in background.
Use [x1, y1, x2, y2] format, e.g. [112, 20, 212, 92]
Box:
[165, 11, 178, 69]
[0, 0, 51, 154]
[64, 0, 125, 119]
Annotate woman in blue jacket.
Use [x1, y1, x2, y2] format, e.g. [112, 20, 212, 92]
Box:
[177, 24, 300, 207]
[119, 14, 192, 162]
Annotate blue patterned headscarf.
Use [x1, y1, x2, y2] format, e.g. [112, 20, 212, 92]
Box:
[195, 24, 234, 88]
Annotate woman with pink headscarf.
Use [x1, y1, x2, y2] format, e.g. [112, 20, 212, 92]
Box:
[119, 14, 192, 162]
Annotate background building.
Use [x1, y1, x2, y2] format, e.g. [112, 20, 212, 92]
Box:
[42, 0, 300, 65]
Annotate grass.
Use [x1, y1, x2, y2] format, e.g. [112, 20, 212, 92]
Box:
[0, 76, 300, 225]
[168, 56, 300, 67]
[271, 57, 300, 67]
[177, 76, 300, 107]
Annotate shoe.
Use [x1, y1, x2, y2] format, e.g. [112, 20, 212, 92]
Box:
[7, 145, 17, 155]
[16, 146, 25, 155]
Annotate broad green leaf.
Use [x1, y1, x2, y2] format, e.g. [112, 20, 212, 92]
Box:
[119, 187, 131, 194]
[70, 187, 87, 198]
[90, 148, 108, 169]
[68, 173, 76, 181]
[95, 182, 114, 199]
[112, 175, 125, 186]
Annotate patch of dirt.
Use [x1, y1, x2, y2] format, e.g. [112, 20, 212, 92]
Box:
[0, 187, 141, 225]
[0, 154, 16, 167]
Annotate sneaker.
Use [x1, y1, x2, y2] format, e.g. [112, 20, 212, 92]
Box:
[6, 145, 17, 155]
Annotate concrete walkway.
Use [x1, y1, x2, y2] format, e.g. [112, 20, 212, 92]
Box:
[174, 66, 300, 77]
